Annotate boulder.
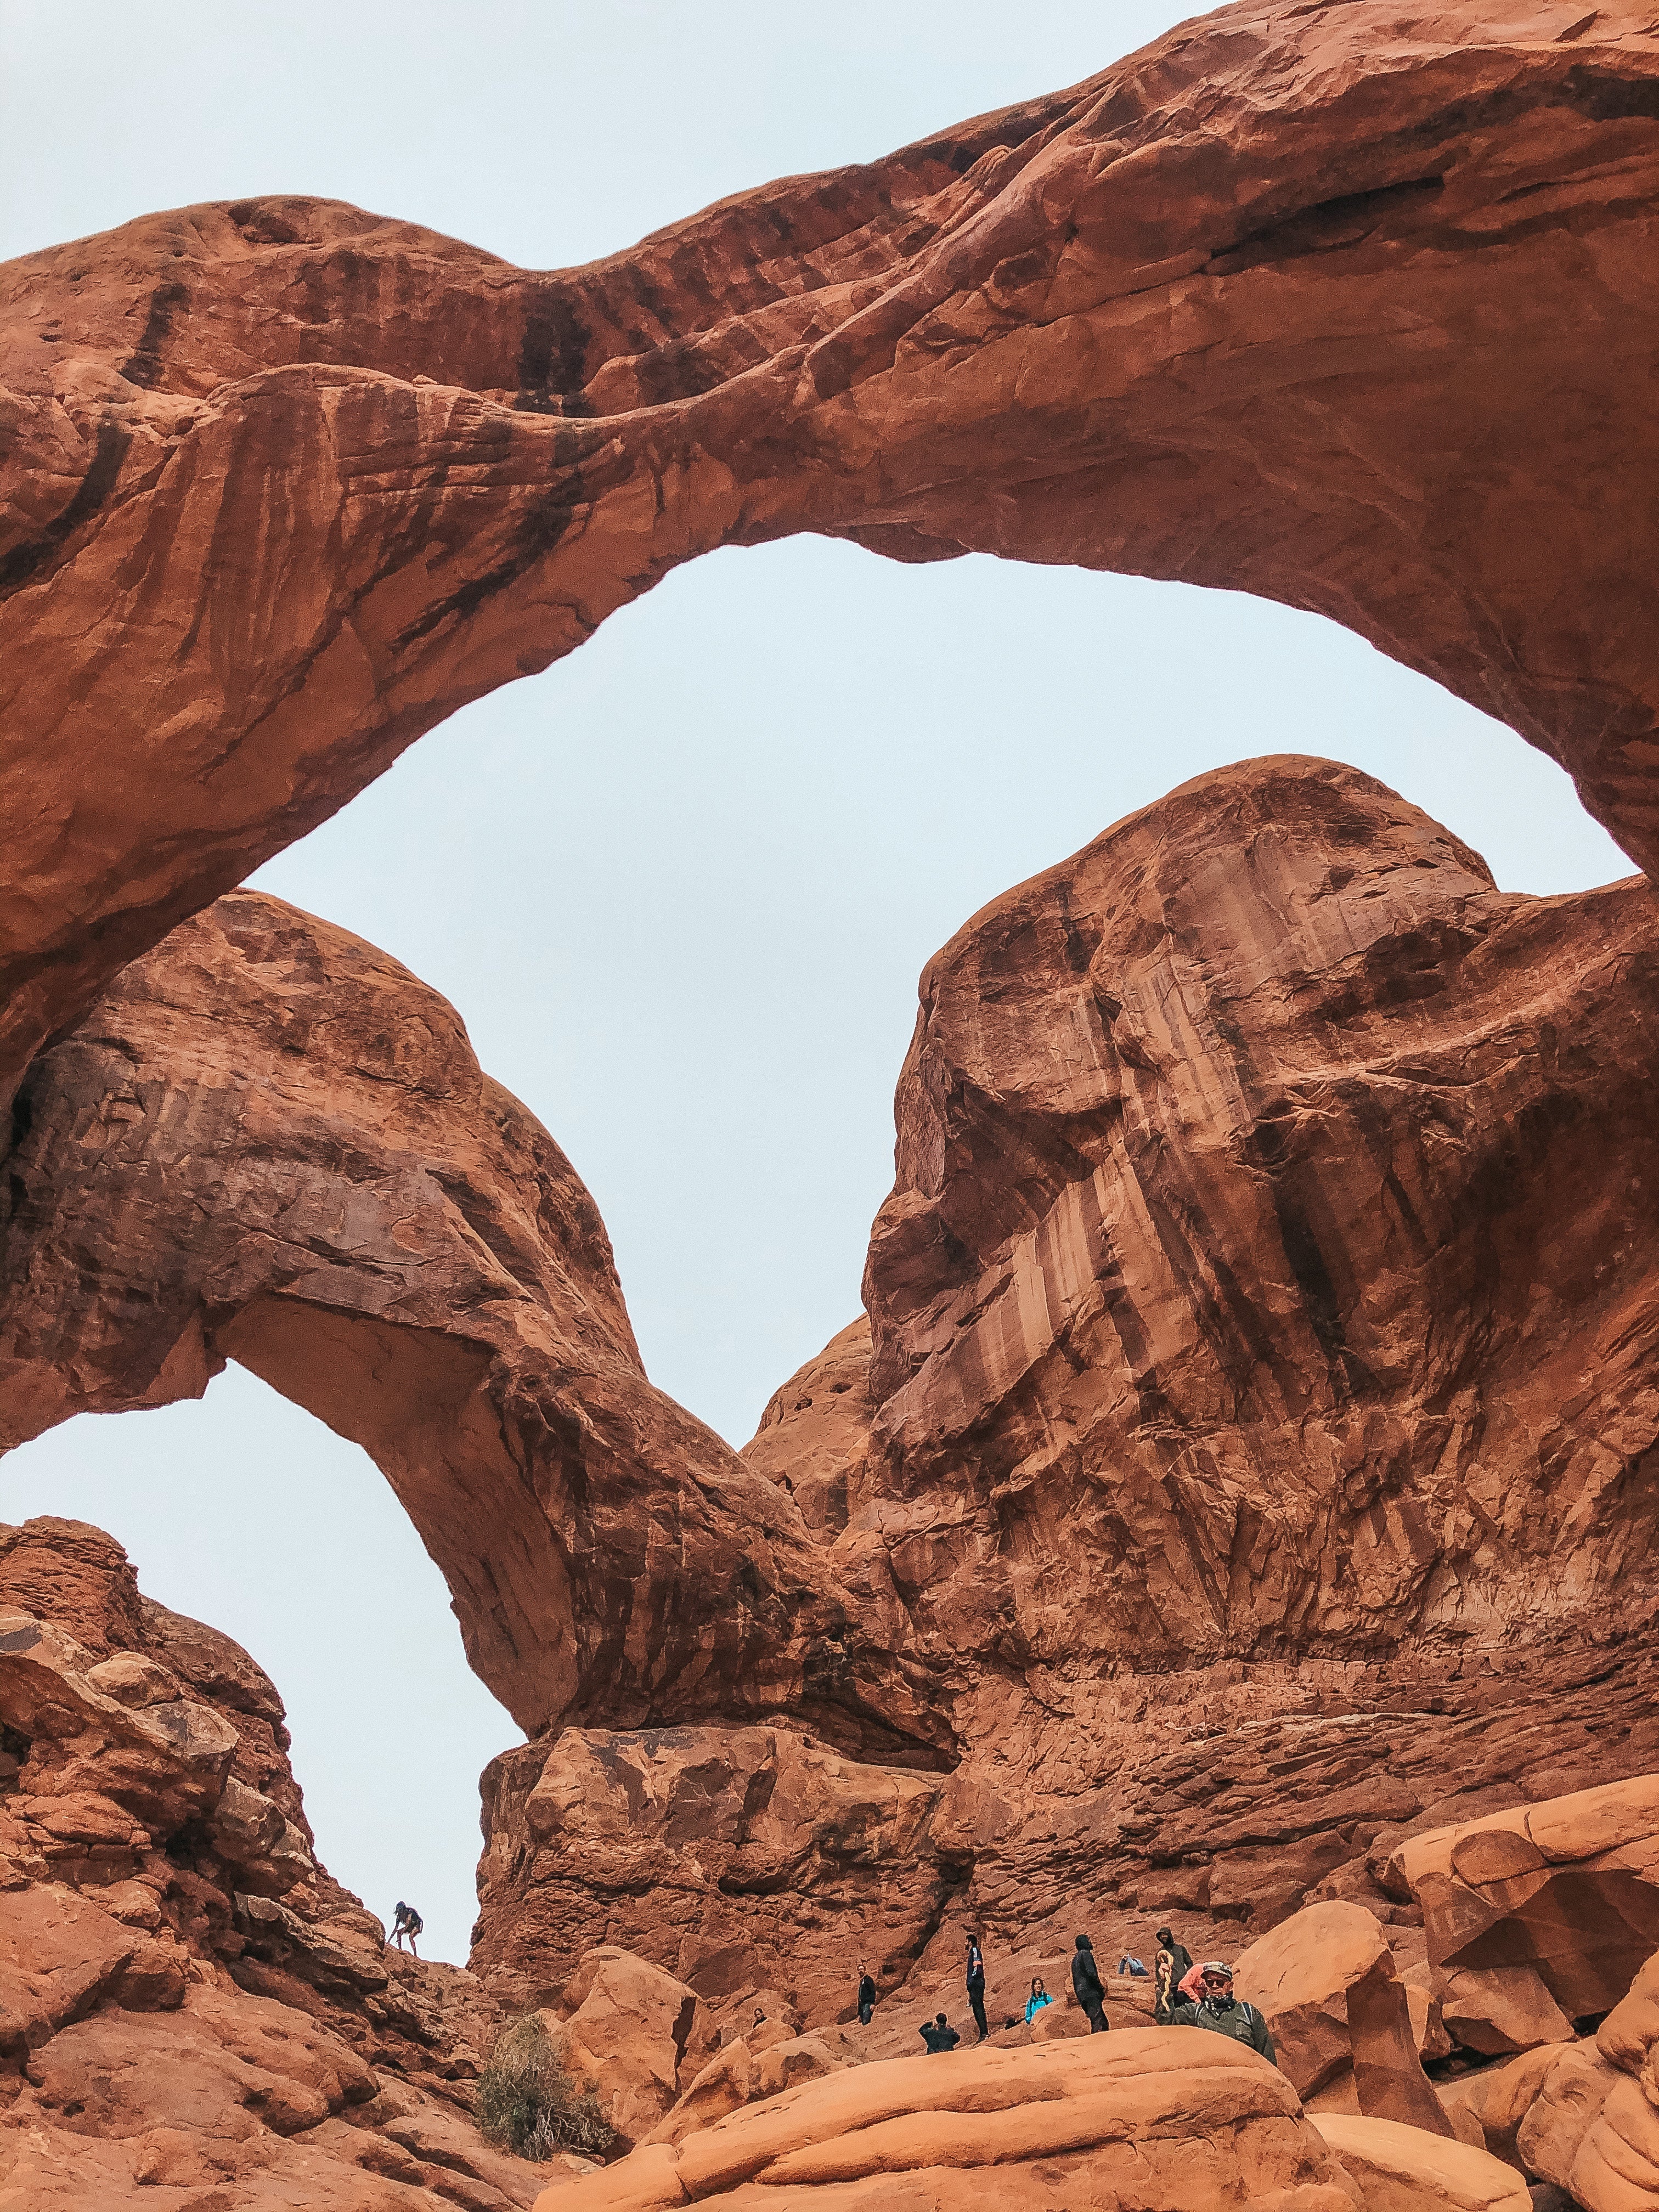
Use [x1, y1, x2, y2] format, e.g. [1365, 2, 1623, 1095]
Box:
[545, 1946, 719, 2149]
[1389, 1779, 1659, 2051]
[478, 1722, 953, 2021]
[1236, 1901, 1450, 2135]
[534, 2032, 1353, 2212]
[1568, 2074, 1659, 2212]
[1600, 1951, 1659, 2077]
[1514, 2041, 1626, 2194]
[1312, 2114, 1530, 2212]
[645, 2033, 845, 2148]
[1437, 2045, 1561, 2166]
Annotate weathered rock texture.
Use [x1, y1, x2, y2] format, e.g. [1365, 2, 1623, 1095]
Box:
[530, 2032, 1358, 2212]
[1235, 1901, 1451, 2134]
[724, 757, 1659, 1983]
[474, 1724, 962, 2019]
[541, 1946, 718, 2151]
[1310, 2114, 1528, 2212]
[1390, 1775, 1659, 2053]
[0, 1516, 547, 2210]
[6, 1, 1659, 1102]
[0, 890, 939, 1760]
[11, 761, 1659, 2028]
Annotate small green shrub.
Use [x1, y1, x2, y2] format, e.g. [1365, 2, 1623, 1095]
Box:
[476, 2013, 616, 2163]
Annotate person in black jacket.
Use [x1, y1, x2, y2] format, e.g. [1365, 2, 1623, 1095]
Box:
[857, 1968, 877, 2026]
[966, 1935, 989, 2041]
[919, 2012, 960, 2052]
[1155, 1926, 1195, 1988]
[1071, 1934, 1108, 2032]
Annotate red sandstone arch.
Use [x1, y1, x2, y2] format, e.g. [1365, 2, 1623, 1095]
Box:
[0, 889, 949, 1756]
[4, 0, 1658, 1104]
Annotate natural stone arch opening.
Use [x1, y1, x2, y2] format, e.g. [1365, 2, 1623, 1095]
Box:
[4, 0, 1658, 1106]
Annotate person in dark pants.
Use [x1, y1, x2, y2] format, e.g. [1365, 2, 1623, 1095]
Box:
[1155, 1926, 1195, 1989]
[857, 1968, 877, 2026]
[966, 1934, 989, 2041]
[1071, 1933, 1108, 2032]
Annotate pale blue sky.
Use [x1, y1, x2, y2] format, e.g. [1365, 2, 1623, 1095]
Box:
[1, 1, 1630, 1966]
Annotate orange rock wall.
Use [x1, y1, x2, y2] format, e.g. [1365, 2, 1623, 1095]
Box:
[6, 2, 1659, 1100]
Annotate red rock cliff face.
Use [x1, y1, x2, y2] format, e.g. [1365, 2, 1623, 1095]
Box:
[0, 1516, 545, 2210]
[477, 757, 1659, 2017]
[8, 763, 1659, 2023]
[854, 755, 1659, 1672]
[5, 0, 1659, 1097]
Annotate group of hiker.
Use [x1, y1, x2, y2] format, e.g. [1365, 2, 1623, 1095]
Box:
[856, 1923, 1274, 2064]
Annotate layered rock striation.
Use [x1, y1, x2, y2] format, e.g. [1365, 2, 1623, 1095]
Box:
[0, 1516, 547, 2210]
[8, 759, 1659, 2026]
[7, 1, 1659, 1099]
[0, 891, 939, 1760]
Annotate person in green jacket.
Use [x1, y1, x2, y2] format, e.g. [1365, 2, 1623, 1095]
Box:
[1155, 1960, 1276, 2063]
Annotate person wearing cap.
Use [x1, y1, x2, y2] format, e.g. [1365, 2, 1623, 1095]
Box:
[1155, 1959, 1276, 2062]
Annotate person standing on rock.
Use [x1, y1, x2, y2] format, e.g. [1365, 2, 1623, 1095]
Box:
[966, 1935, 989, 2042]
[1155, 1960, 1276, 2062]
[387, 1901, 422, 1957]
[1154, 1925, 1194, 1989]
[857, 1968, 877, 2026]
[1071, 1934, 1108, 2032]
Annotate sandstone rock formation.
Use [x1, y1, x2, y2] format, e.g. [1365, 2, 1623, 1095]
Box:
[10, 760, 1659, 2028]
[542, 1948, 718, 2150]
[1235, 1901, 1450, 2135]
[735, 756, 1659, 1972]
[473, 1723, 961, 2022]
[531, 2033, 1353, 2212]
[1387, 1775, 1659, 2052]
[6, 2, 1659, 1105]
[1310, 2115, 1529, 2212]
[0, 1516, 546, 2210]
[0, 890, 939, 1762]
[643, 2032, 846, 2151]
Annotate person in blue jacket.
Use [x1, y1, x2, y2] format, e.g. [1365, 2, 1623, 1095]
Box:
[1025, 1976, 1052, 2025]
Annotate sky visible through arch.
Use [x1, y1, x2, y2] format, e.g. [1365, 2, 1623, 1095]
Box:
[0, 0, 1632, 1968]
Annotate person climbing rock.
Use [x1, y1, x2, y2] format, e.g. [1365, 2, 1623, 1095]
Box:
[857, 1968, 877, 2026]
[1071, 1934, 1108, 2032]
[1025, 1976, 1052, 2025]
[966, 1934, 989, 2041]
[1118, 1954, 1149, 1977]
[919, 2011, 960, 2053]
[1155, 1960, 1276, 2062]
[387, 1901, 423, 1956]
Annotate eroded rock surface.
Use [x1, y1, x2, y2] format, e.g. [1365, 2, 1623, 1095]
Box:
[473, 1725, 962, 2025]
[5, 2, 1659, 1099]
[530, 2032, 1353, 2212]
[731, 757, 1659, 1978]
[0, 891, 938, 1760]
[1235, 1901, 1449, 2134]
[12, 761, 1659, 2027]
[0, 1516, 542, 2210]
